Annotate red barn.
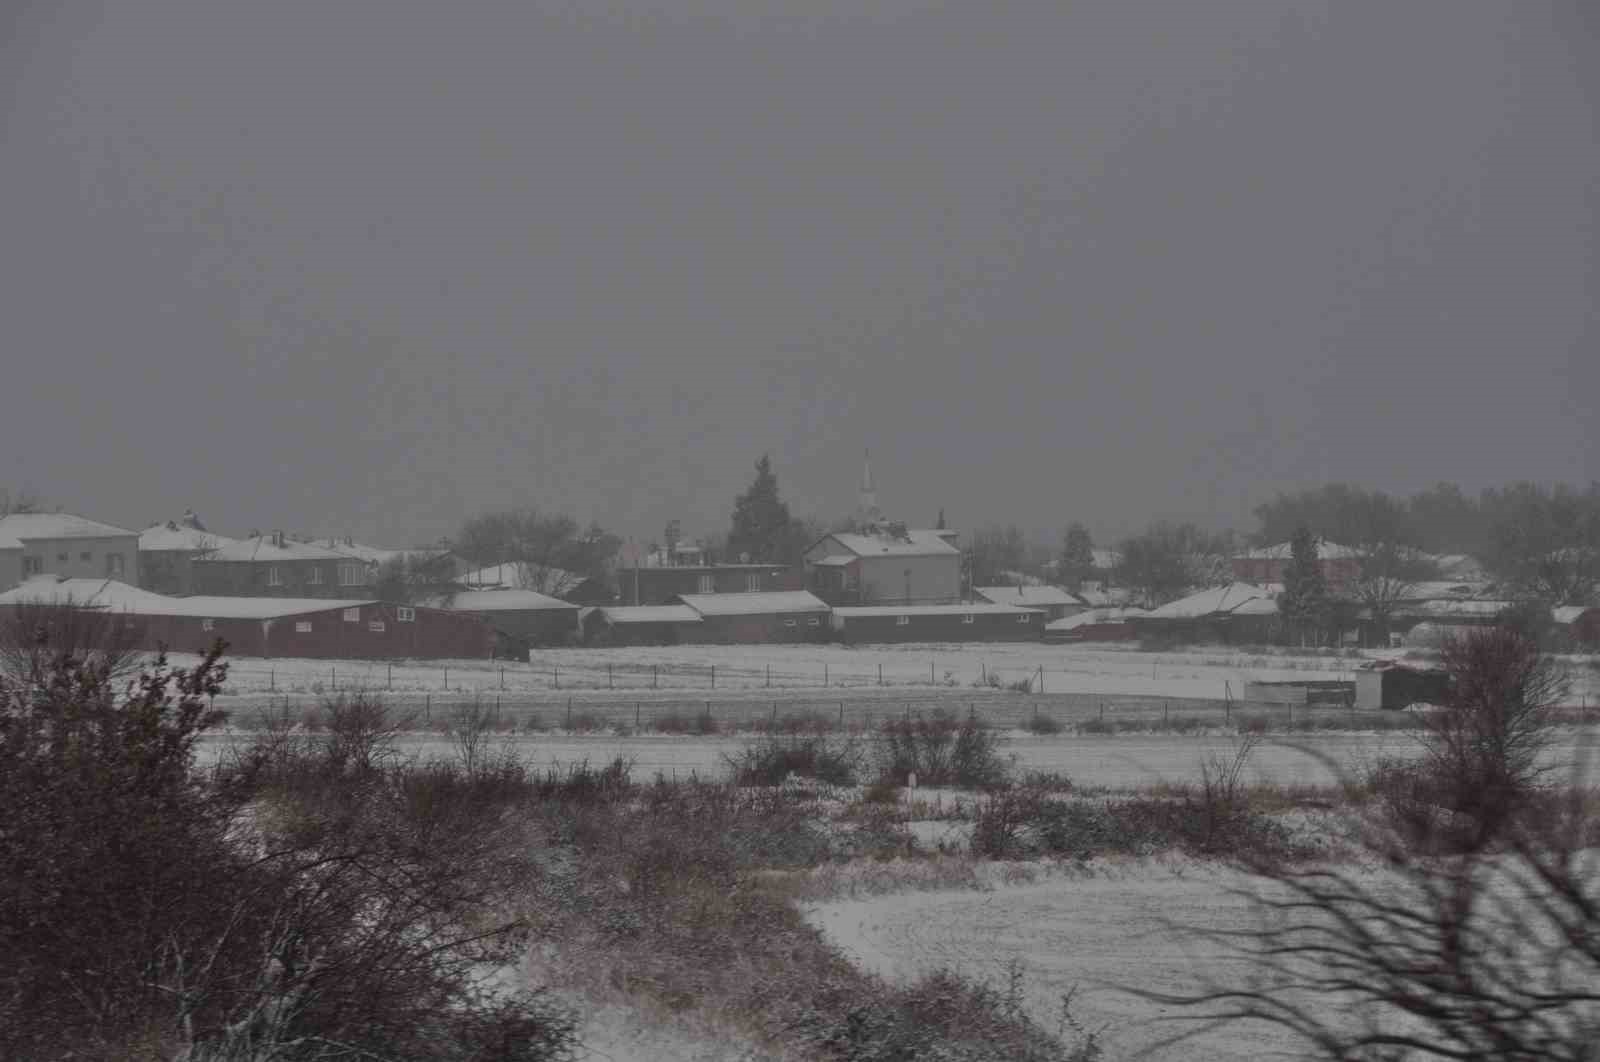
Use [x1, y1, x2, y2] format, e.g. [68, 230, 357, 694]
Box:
[0, 578, 494, 659]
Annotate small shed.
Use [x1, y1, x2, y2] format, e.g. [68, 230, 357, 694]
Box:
[1043, 606, 1146, 643]
[583, 604, 703, 646]
[830, 603, 1043, 644]
[428, 588, 580, 653]
[972, 585, 1085, 622]
[674, 591, 831, 643]
[1552, 605, 1600, 649]
[1355, 663, 1452, 710]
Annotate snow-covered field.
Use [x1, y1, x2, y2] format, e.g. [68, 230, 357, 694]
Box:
[179, 642, 1600, 707]
[807, 861, 1301, 1061]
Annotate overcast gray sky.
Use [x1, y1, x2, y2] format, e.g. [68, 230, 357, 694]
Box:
[3, 1, 1595, 548]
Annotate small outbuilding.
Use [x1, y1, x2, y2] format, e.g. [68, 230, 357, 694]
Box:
[1043, 606, 1147, 643]
[829, 603, 1043, 644]
[1552, 605, 1600, 649]
[581, 604, 704, 646]
[972, 585, 1085, 622]
[1354, 662, 1453, 710]
[674, 591, 831, 644]
[427, 588, 581, 653]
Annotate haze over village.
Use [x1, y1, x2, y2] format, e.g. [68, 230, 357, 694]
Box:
[2, 3, 1595, 1061]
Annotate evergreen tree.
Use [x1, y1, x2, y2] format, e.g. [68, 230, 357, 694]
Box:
[728, 454, 796, 564]
[1280, 526, 1329, 645]
[1060, 523, 1095, 590]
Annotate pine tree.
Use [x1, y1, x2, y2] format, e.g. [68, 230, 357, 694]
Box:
[1060, 523, 1095, 590]
[728, 455, 795, 564]
[1280, 526, 1329, 645]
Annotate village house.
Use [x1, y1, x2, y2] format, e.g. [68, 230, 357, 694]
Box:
[619, 562, 792, 606]
[0, 512, 141, 591]
[673, 590, 831, 644]
[972, 584, 1086, 622]
[190, 532, 368, 598]
[137, 511, 236, 595]
[0, 578, 494, 659]
[581, 604, 704, 646]
[1231, 540, 1363, 591]
[459, 562, 613, 604]
[803, 525, 963, 606]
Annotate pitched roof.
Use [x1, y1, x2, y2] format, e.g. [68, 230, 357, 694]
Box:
[832, 603, 1042, 617]
[597, 604, 702, 624]
[0, 578, 373, 619]
[1143, 582, 1270, 620]
[138, 522, 239, 552]
[973, 585, 1082, 607]
[1045, 606, 1148, 631]
[1553, 605, 1598, 624]
[825, 530, 961, 558]
[0, 512, 138, 548]
[428, 589, 577, 613]
[1236, 540, 1361, 561]
[199, 536, 350, 563]
[1073, 586, 1135, 608]
[676, 591, 829, 616]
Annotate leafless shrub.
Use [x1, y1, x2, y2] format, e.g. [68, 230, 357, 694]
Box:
[1147, 631, 1600, 1060]
[876, 708, 1010, 788]
[0, 600, 149, 693]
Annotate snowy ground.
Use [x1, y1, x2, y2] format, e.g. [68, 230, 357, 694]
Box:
[178, 642, 1600, 708]
[805, 860, 1309, 1061]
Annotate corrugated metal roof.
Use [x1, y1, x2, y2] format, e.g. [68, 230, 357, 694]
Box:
[973, 585, 1082, 607]
[833, 603, 1042, 618]
[677, 591, 829, 616]
[0, 512, 139, 548]
[430, 589, 577, 612]
[598, 605, 702, 624]
[825, 530, 961, 557]
[0, 578, 374, 619]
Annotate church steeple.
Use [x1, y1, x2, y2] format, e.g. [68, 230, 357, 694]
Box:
[857, 449, 881, 524]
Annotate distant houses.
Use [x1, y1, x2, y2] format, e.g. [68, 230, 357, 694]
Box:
[190, 532, 365, 598]
[803, 526, 962, 606]
[0, 512, 140, 587]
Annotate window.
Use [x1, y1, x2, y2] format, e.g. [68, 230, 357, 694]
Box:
[746, 574, 760, 592]
[201, 618, 215, 631]
[107, 554, 124, 577]
[308, 567, 324, 585]
[339, 562, 364, 586]
[79, 552, 91, 562]
[896, 615, 910, 627]
[295, 620, 312, 633]
[344, 607, 360, 622]
[23, 556, 42, 575]
[267, 565, 283, 586]
[1016, 614, 1031, 624]
[962, 614, 975, 624]
[368, 620, 386, 633]
[56, 552, 68, 563]
[807, 617, 821, 627]
[783, 618, 797, 628]
[698, 574, 714, 594]
[397, 606, 415, 622]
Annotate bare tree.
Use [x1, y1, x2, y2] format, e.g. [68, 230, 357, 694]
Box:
[1149, 627, 1596, 1060]
[0, 487, 43, 518]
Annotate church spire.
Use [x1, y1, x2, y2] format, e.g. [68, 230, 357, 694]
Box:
[857, 449, 881, 524]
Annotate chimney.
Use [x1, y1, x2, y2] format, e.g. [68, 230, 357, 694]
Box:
[273, 530, 284, 549]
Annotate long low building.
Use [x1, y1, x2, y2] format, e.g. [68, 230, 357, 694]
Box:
[674, 591, 832, 643]
[426, 588, 580, 653]
[581, 604, 704, 646]
[0, 578, 495, 659]
[830, 603, 1043, 644]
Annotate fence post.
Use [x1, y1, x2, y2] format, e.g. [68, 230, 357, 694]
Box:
[653, 665, 658, 689]
[331, 666, 336, 690]
[566, 697, 572, 729]
[444, 666, 449, 691]
[931, 660, 935, 685]
[270, 668, 275, 691]
[711, 665, 715, 689]
[554, 666, 559, 690]
[878, 663, 883, 686]
[609, 663, 613, 690]
[825, 662, 829, 686]
[386, 663, 391, 690]
[772, 702, 778, 727]
[425, 693, 431, 724]
[839, 701, 844, 728]
[766, 663, 771, 688]
[1164, 701, 1169, 724]
[636, 702, 641, 728]
[1037, 665, 1044, 693]
[982, 661, 987, 685]
[500, 667, 504, 690]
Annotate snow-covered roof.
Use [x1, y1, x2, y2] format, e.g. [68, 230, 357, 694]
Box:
[138, 522, 238, 552]
[0, 578, 373, 619]
[677, 591, 829, 616]
[973, 585, 1082, 608]
[1045, 606, 1148, 631]
[1073, 586, 1135, 608]
[1553, 605, 1598, 624]
[1400, 581, 1488, 602]
[0, 512, 138, 548]
[1143, 582, 1270, 620]
[1397, 599, 1511, 619]
[1236, 540, 1361, 561]
[832, 603, 1043, 618]
[200, 536, 350, 563]
[809, 555, 856, 568]
[597, 605, 702, 624]
[459, 562, 591, 592]
[429, 589, 577, 612]
[1091, 549, 1122, 570]
[825, 530, 961, 558]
